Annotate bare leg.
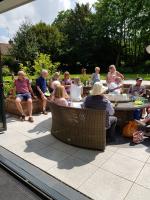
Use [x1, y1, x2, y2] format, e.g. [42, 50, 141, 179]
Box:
[15, 98, 24, 115]
[27, 98, 33, 117]
[42, 96, 47, 111]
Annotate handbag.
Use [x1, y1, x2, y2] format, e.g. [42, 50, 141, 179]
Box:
[133, 131, 144, 144]
[122, 120, 138, 138]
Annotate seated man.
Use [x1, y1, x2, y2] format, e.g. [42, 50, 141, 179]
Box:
[83, 82, 117, 141]
[36, 69, 50, 115]
[13, 71, 35, 122]
[128, 77, 146, 97]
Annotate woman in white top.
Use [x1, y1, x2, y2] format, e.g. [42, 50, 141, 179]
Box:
[106, 65, 124, 85]
[70, 78, 83, 101]
[109, 77, 123, 95]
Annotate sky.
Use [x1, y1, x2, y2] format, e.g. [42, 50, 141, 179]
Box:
[0, 0, 97, 43]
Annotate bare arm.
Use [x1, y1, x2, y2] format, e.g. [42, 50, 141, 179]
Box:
[37, 86, 44, 96]
[116, 71, 124, 80]
[29, 84, 35, 97]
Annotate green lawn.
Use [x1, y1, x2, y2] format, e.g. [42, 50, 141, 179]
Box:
[3, 73, 150, 82]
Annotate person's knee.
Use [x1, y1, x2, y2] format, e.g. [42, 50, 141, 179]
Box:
[27, 98, 32, 104]
[110, 116, 117, 123]
[15, 98, 21, 104]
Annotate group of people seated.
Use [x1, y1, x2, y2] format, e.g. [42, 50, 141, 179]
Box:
[12, 70, 83, 122]
[11, 64, 149, 141]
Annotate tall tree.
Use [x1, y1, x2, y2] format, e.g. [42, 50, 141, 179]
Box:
[31, 22, 64, 61]
[11, 22, 38, 64]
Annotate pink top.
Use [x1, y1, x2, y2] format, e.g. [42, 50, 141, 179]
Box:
[54, 98, 68, 107]
[14, 78, 30, 94]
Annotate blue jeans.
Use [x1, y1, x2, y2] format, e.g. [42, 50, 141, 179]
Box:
[16, 93, 31, 101]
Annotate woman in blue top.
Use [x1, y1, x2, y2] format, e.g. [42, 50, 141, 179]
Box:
[91, 67, 101, 85]
[36, 70, 50, 115]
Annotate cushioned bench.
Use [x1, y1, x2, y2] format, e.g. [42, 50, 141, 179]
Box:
[49, 102, 106, 151]
[5, 97, 44, 116]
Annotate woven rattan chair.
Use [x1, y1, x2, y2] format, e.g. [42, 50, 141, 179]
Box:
[49, 102, 106, 151]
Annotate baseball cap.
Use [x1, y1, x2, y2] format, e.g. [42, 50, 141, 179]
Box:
[136, 77, 143, 81]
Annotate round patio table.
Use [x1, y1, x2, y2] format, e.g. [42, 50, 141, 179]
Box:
[114, 102, 150, 125]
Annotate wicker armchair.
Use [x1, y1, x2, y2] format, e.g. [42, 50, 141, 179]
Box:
[49, 102, 106, 151]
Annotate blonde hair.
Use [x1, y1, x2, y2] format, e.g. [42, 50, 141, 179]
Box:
[54, 85, 65, 98]
[64, 71, 70, 79]
[74, 78, 81, 86]
[109, 65, 116, 70]
[53, 72, 60, 79]
[95, 67, 100, 71]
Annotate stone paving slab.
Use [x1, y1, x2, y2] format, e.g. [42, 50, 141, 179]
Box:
[1, 112, 150, 200]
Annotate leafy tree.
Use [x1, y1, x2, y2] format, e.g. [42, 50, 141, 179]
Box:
[31, 22, 64, 61]
[11, 22, 38, 64]
[53, 3, 94, 66]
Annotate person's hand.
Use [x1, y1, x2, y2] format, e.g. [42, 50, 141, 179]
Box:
[33, 95, 37, 99]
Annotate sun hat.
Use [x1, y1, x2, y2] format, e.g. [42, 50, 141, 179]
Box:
[90, 82, 107, 95]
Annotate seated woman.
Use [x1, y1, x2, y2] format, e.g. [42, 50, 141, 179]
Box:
[49, 72, 60, 92]
[53, 85, 68, 107]
[12, 71, 35, 122]
[106, 65, 124, 88]
[70, 78, 83, 101]
[62, 71, 72, 94]
[108, 77, 123, 94]
[91, 66, 101, 85]
[83, 82, 117, 141]
[36, 69, 50, 115]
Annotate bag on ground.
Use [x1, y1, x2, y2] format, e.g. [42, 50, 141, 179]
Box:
[122, 120, 138, 138]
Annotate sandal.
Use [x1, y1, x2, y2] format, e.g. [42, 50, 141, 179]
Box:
[42, 110, 48, 115]
[28, 116, 34, 123]
[20, 114, 25, 121]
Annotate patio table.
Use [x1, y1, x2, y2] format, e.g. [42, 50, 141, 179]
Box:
[114, 102, 150, 125]
[71, 100, 150, 126]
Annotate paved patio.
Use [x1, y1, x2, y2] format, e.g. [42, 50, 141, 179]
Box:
[1, 112, 150, 200]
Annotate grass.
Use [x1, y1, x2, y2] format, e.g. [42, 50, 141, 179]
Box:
[3, 73, 150, 82]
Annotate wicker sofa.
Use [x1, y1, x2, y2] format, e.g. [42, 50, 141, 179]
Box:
[5, 97, 44, 115]
[49, 102, 106, 151]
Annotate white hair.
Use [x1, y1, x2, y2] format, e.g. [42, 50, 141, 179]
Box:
[41, 69, 48, 74]
[18, 71, 25, 76]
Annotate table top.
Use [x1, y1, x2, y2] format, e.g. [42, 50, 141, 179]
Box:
[115, 102, 150, 111]
[71, 101, 150, 111]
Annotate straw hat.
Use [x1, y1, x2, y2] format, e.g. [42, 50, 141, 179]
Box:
[90, 82, 107, 95]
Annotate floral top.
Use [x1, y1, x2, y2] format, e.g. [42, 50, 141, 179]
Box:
[62, 78, 72, 94]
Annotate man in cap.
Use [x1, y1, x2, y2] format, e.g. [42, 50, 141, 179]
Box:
[128, 77, 146, 97]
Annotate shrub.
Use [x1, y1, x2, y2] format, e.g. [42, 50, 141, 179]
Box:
[80, 74, 90, 85]
[33, 53, 60, 77]
[3, 81, 14, 97]
[2, 66, 11, 76]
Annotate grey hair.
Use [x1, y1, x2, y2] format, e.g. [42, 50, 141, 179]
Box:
[18, 71, 25, 75]
[41, 69, 48, 74]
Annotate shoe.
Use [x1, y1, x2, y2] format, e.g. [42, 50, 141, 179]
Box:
[28, 116, 34, 123]
[42, 110, 48, 115]
[20, 114, 25, 121]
